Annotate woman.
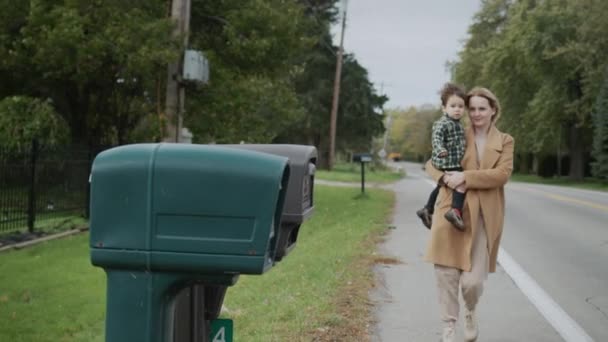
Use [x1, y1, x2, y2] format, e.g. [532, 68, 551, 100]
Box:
[425, 87, 514, 342]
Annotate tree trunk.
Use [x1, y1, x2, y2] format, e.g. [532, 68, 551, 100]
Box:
[318, 150, 330, 170]
[306, 114, 315, 146]
[518, 153, 530, 174]
[556, 124, 563, 177]
[314, 134, 330, 170]
[568, 125, 585, 180]
[532, 154, 539, 175]
[66, 84, 90, 146]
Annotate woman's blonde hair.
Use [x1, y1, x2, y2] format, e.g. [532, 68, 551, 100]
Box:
[466, 87, 501, 123]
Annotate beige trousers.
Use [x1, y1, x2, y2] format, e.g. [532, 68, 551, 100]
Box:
[434, 217, 489, 323]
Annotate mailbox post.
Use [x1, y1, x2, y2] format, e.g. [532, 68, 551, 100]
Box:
[89, 143, 290, 342]
[352, 153, 372, 194]
[173, 144, 317, 342]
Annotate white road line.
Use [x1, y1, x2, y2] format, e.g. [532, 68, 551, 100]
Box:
[422, 178, 594, 342]
[497, 249, 594, 342]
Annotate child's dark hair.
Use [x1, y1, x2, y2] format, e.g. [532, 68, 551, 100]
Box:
[439, 83, 466, 106]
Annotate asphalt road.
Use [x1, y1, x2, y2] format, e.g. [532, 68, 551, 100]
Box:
[371, 161, 608, 341]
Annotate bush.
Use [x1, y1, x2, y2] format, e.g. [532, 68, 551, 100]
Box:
[0, 96, 70, 153]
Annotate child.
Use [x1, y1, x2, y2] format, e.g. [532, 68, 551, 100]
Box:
[416, 83, 467, 231]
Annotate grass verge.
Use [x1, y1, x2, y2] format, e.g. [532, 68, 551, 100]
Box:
[222, 185, 395, 341]
[0, 233, 106, 342]
[1, 214, 87, 234]
[315, 162, 404, 184]
[511, 174, 608, 192]
[0, 215, 88, 247]
[0, 185, 395, 342]
[34, 215, 88, 233]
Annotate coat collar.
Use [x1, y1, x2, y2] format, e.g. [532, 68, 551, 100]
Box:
[487, 125, 503, 151]
[466, 124, 503, 169]
[442, 112, 462, 123]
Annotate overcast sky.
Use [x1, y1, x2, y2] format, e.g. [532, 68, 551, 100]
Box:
[332, 0, 482, 109]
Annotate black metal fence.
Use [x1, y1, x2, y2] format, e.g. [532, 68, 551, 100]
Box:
[0, 141, 107, 234]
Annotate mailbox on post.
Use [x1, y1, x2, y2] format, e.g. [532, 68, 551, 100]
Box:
[173, 144, 317, 342]
[352, 153, 372, 163]
[352, 153, 373, 194]
[89, 143, 290, 342]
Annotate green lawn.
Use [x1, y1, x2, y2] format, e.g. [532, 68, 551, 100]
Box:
[315, 162, 404, 183]
[33, 216, 88, 233]
[0, 185, 394, 342]
[0, 234, 106, 342]
[511, 174, 608, 192]
[1, 215, 87, 238]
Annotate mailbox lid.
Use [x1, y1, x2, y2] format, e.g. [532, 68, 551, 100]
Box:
[90, 144, 289, 265]
[224, 144, 316, 165]
[150, 144, 289, 259]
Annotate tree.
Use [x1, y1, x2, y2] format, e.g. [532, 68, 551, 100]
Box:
[388, 105, 438, 161]
[186, 0, 385, 167]
[516, 0, 591, 179]
[186, 0, 315, 143]
[0, 0, 177, 145]
[334, 55, 386, 153]
[452, 0, 512, 88]
[276, 49, 387, 165]
[0, 0, 384, 156]
[591, 73, 608, 179]
[0, 96, 69, 152]
[283, 0, 387, 163]
[453, 0, 607, 179]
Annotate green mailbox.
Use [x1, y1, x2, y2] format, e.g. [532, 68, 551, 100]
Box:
[173, 144, 317, 342]
[89, 143, 290, 342]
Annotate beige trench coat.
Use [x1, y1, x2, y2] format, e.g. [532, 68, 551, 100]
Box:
[425, 125, 514, 273]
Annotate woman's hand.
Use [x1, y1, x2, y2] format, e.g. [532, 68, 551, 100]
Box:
[444, 171, 466, 190]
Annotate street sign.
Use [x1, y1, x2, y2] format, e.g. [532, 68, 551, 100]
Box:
[378, 148, 386, 159]
[210, 319, 233, 342]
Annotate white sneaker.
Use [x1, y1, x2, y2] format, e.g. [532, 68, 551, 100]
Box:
[441, 322, 456, 342]
[464, 308, 479, 341]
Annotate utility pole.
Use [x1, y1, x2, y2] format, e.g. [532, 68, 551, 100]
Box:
[382, 116, 391, 154]
[164, 0, 191, 143]
[328, 0, 347, 170]
[380, 82, 389, 156]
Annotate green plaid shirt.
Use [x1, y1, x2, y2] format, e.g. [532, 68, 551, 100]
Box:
[431, 113, 465, 170]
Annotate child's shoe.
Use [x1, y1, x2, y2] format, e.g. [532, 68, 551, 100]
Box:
[416, 207, 432, 229]
[444, 208, 465, 231]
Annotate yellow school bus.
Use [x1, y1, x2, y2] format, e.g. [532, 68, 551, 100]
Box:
[387, 152, 402, 161]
